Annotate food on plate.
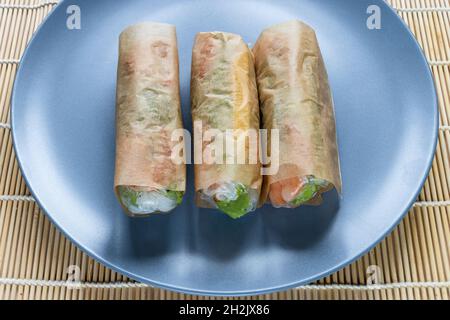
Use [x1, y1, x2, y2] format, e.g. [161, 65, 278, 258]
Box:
[191, 31, 262, 218]
[114, 22, 185, 216]
[253, 20, 342, 208]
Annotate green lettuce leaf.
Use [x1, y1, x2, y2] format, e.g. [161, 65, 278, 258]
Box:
[289, 178, 329, 207]
[166, 190, 184, 205]
[215, 184, 252, 219]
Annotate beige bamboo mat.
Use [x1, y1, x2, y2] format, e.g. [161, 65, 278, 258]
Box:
[0, 0, 449, 300]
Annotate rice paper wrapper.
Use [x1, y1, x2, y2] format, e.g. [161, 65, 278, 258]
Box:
[114, 22, 186, 194]
[191, 32, 262, 207]
[253, 20, 342, 204]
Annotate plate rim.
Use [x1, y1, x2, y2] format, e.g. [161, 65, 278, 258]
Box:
[10, 0, 439, 296]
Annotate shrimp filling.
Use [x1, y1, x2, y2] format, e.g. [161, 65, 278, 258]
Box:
[270, 176, 330, 208]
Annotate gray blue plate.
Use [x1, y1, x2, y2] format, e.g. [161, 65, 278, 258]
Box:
[11, 0, 438, 296]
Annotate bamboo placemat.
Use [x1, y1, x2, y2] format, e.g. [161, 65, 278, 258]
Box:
[0, 0, 449, 300]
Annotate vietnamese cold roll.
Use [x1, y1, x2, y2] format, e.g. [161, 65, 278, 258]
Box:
[114, 22, 186, 216]
[191, 32, 262, 219]
[253, 20, 342, 208]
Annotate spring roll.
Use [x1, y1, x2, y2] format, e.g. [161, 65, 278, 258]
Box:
[114, 22, 185, 216]
[253, 20, 342, 208]
[191, 32, 262, 219]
